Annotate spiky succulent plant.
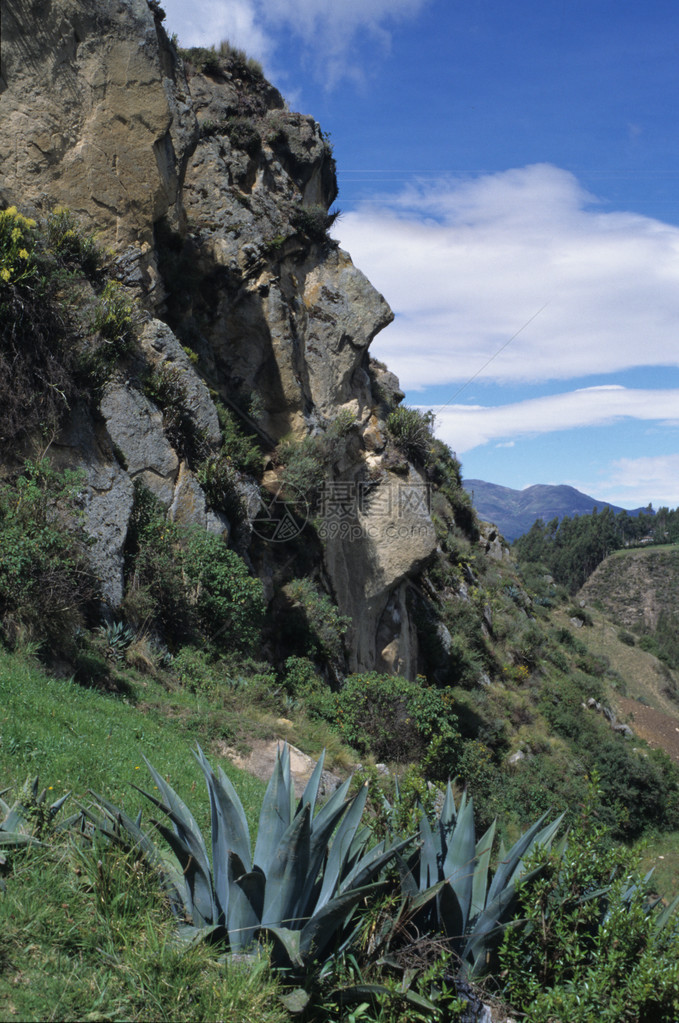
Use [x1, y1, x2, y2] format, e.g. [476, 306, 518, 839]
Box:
[0, 776, 72, 864]
[392, 783, 564, 978]
[84, 744, 410, 972]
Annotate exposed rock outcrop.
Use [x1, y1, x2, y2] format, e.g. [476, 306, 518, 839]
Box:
[0, 0, 443, 676]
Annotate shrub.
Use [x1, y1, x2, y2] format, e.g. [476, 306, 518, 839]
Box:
[123, 484, 264, 652]
[182, 530, 265, 651]
[336, 673, 461, 774]
[283, 655, 336, 722]
[499, 814, 679, 1021]
[0, 460, 97, 646]
[196, 456, 246, 525]
[0, 211, 78, 444]
[0, 205, 37, 286]
[290, 203, 339, 243]
[214, 403, 263, 477]
[617, 628, 636, 646]
[143, 362, 207, 462]
[567, 604, 593, 626]
[284, 578, 350, 665]
[386, 406, 435, 463]
[45, 206, 101, 276]
[91, 281, 135, 354]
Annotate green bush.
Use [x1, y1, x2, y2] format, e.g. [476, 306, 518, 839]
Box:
[182, 530, 265, 650]
[290, 203, 338, 243]
[499, 813, 679, 1021]
[617, 628, 636, 646]
[386, 406, 435, 463]
[336, 673, 461, 774]
[45, 206, 101, 276]
[0, 211, 80, 444]
[277, 435, 327, 510]
[143, 362, 207, 463]
[567, 604, 593, 626]
[196, 456, 246, 525]
[123, 484, 263, 652]
[215, 403, 263, 477]
[91, 281, 135, 354]
[0, 461, 97, 647]
[284, 578, 350, 665]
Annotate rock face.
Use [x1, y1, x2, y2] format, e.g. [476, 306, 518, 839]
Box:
[0, 0, 439, 676]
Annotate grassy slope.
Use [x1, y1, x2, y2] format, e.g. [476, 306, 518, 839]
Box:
[0, 646, 268, 830]
[558, 571, 679, 897]
[0, 647, 297, 1021]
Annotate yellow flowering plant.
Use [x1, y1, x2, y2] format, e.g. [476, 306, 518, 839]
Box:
[0, 206, 37, 286]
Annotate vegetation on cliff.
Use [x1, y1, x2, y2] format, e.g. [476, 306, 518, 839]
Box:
[3, 9, 679, 1020]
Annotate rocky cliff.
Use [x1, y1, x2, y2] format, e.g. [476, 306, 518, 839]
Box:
[0, 0, 462, 677]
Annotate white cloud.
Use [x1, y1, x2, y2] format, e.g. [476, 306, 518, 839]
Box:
[162, 0, 429, 81]
[427, 386, 679, 454]
[163, 0, 273, 60]
[569, 455, 679, 509]
[337, 164, 679, 390]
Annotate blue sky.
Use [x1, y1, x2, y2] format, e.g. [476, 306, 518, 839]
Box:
[163, 0, 679, 509]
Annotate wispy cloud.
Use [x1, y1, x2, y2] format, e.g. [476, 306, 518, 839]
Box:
[162, 0, 430, 82]
[428, 386, 679, 453]
[568, 455, 679, 509]
[337, 164, 679, 390]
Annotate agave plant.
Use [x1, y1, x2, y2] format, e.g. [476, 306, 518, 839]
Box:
[384, 783, 564, 979]
[0, 776, 72, 864]
[84, 745, 410, 974]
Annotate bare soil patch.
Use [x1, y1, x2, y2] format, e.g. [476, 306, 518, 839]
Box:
[617, 697, 679, 766]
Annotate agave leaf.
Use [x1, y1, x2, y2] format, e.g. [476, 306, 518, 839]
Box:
[229, 853, 265, 950]
[260, 924, 304, 969]
[471, 819, 496, 921]
[345, 825, 373, 873]
[0, 832, 42, 848]
[85, 792, 162, 863]
[487, 811, 549, 903]
[0, 806, 28, 833]
[262, 804, 312, 929]
[655, 893, 679, 932]
[194, 746, 251, 921]
[83, 796, 189, 918]
[340, 836, 412, 895]
[442, 793, 476, 928]
[300, 882, 383, 962]
[316, 783, 369, 911]
[439, 782, 457, 840]
[437, 877, 464, 944]
[418, 810, 438, 891]
[395, 851, 419, 899]
[137, 758, 212, 886]
[253, 749, 292, 874]
[152, 820, 215, 926]
[310, 774, 352, 838]
[508, 812, 565, 887]
[297, 750, 326, 820]
[403, 989, 439, 1012]
[464, 862, 546, 975]
[48, 791, 71, 817]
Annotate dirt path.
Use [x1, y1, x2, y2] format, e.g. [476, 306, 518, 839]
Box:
[617, 698, 679, 766]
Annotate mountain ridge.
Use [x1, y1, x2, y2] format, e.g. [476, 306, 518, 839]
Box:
[463, 478, 650, 541]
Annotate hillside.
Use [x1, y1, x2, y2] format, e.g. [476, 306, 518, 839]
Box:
[465, 478, 647, 541]
[2, 2, 679, 1020]
[579, 545, 679, 631]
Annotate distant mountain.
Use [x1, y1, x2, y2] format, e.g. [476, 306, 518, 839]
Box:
[463, 479, 650, 542]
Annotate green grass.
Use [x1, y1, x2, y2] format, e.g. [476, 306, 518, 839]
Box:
[0, 840, 287, 1022]
[0, 646, 266, 832]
